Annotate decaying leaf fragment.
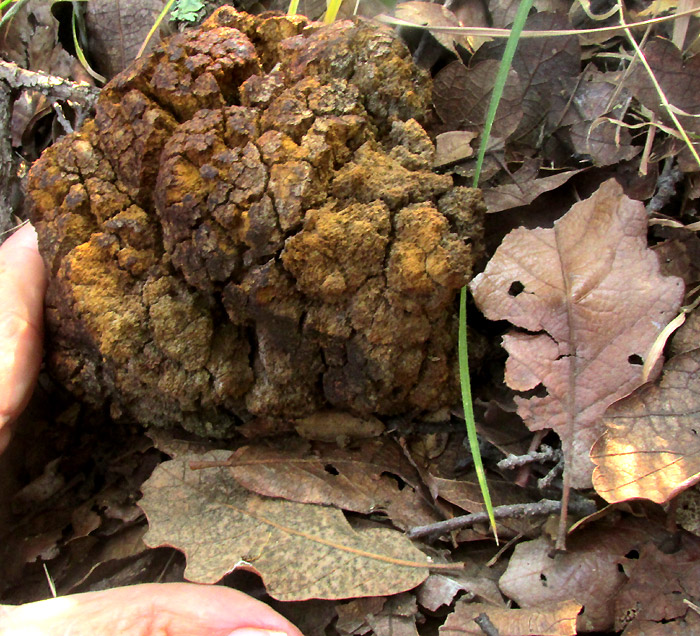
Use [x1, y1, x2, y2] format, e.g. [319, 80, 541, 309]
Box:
[139, 450, 434, 601]
[470, 179, 684, 487]
[591, 348, 700, 504]
[439, 599, 581, 636]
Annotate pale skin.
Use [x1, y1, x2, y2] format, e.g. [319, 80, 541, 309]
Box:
[0, 224, 304, 636]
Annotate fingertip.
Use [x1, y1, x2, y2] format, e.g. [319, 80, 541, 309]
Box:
[3, 223, 39, 252]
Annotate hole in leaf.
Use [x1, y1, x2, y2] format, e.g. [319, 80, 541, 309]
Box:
[624, 549, 640, 559]
[539, 573, 548, 586]
[628, 354, 643, 366]
[508, 281, 525, 297]
[382, 472, 407, 491]
[323, 464, 339, 475]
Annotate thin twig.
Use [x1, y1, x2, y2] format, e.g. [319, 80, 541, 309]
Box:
[646, 158, 684, 215]
[0, 60, 99, 108]
[497, 445, 560, 470]
[0, 83, 13, 231]
[475, 613, 501, 636]
[407, 498, 597, 540]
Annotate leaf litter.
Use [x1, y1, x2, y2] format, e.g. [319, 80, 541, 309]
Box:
[139, 450, 443, 600]
[3, 0, 700, 633]
[470, 179, 685, 488]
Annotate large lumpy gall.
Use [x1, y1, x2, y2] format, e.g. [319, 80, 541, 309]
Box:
[27, 6, 485, 437]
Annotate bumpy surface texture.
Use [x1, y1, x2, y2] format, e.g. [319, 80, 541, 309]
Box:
[27, 6, 484, 437]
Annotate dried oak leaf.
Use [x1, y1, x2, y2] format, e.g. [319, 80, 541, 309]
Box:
[591, 348, 700, 504]
[139, 450, 435, 600]
[84, 0, 168, 79]
[439, 599, 581, 636]
[482, 159, 583, 213]
[433, 59, 522, 139]
[470, 179, 684, 488]
[226, 437, 441, 530]
[614, 537, 700, 632]
[473, 12, 580, 148]
[498, 525, 651, 633]
[627, 37, 700, 137]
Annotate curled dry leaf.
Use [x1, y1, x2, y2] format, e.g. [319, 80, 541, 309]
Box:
[139, 450, 435, 600]
[394, 1, 469, 55]
[470, 179, 684, 487]
[482, 159, 583, 213]
[591, 348, 700, 504]
[439, 599, 581, 636]
[416, 573, 504, 611]
[226, 437, 442, 530]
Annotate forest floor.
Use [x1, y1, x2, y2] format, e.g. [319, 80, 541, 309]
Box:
[1, 1, 699, 635]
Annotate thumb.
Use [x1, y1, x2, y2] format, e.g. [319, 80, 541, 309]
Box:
[0, 582, 304, 636]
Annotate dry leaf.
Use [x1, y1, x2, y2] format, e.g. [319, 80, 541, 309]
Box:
[227, 438, 441, 530]
[336, 596, 386, 635]
[85, 0, 168, 79]
[394, 2, 469, 55]
[470, 179, 684, 487]
[433, 131, 477, 169]
[482, 160, 584, 212]
[474, 12, 580, 147]
[440, 599, 581, 636]
[433, 59, 523, 139]
[591, 348, 700, 504]
[139, 450, 435, 600]
[614, 538, 700, 632]
[499, 526, 649, 632]
[366, 593, 420, 636]
[416, 573, 504, 611]
[627, 37, 700, 137]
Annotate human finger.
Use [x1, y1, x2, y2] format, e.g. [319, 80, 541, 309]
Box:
[0, 582, 304, 636]
[0, 223, 47, 454]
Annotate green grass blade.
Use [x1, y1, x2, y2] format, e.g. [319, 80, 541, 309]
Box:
[287, 0, 300, 16]
[472, 0, 534, 188]
[0, 0, 30, 31]
[72, 7, 106, 83]
[137, 0, 177, 59]
[324, 0, 343, 23]
[458, 0, 534, 544]
[459, 287, 498, 543]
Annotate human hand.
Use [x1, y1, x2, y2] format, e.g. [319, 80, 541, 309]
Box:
[0, 223, 47, 455]
[0, 582, 304, 636]
[0, 228, 304, 635]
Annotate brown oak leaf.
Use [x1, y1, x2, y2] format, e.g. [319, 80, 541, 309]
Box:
[226, 437, 441, 530]
[470, 179, 684, 487]
[139, 450, 435, 600]
[591, 348, 700, 504]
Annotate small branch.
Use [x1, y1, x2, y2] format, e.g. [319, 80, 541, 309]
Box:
[0, 60, 100, 108]
[475, 613, 500, 636]
[646, 158, 684, 215]
[407, 498, 597, 540]
[497, 445, 560, 470]
[0, 83, 13, 231]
